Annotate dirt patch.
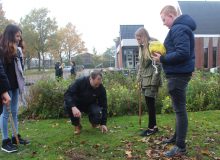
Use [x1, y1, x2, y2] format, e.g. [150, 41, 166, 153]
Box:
[65, 149, 93, 160]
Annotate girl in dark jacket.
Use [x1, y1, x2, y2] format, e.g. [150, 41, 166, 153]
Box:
[0, 24, 29, 153]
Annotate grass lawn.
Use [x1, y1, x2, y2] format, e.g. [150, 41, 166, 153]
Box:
[24, 69, 54, 76]
[0, 110, 219, 160]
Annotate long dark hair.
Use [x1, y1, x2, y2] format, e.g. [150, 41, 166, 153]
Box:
[0, 24, 22, 62]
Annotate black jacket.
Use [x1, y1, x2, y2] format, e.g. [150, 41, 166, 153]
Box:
[64, 76, 107, 125]
[0, 58, 10, 115]
[0, 48, 18, 90]
[0, 59, 10, 95]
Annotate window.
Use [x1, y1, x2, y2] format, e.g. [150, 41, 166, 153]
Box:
[213, 47, 217, 67]
[203, 48, 208, 68]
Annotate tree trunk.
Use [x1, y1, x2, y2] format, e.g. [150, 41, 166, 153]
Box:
[59, 51, 62, 63]
[68, 50, 71, 65]
[26, 52, 31, 70]
[42, 52, 45, 71]
[38, 52, 41, 71]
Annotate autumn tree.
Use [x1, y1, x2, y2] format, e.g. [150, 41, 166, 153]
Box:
[20, 8, 57, 71]
[48, 28, 66, 63]
[62, 23, 87, 65]
[0, 3, 9, 34]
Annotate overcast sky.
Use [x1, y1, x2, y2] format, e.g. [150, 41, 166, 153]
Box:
[1, 0, 179, 53]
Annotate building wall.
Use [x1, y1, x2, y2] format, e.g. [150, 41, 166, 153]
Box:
[195, 37, 220, 69]
[217, 37, 220, 66]
[195, 37, 203, 69]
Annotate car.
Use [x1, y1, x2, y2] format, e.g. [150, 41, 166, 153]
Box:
[210, 66, 220, 74]
[63, 66, 71, 72]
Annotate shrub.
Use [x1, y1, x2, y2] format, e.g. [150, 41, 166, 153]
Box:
[23, 78, 72, 119]
[21, 70, 220, 119]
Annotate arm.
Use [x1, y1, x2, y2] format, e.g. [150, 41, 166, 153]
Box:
[160, 28, 191, 65]
[0, 59, 10, 94]
[64, 78, 81, 109]
[0, 59, 11, 106]
[98, 86, 107, 125]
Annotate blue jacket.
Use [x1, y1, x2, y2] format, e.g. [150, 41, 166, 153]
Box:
[160, 14, 197, 75]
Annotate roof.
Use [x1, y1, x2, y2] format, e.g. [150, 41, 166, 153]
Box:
[178, 1, 220, 34]
[120, 25, 144, 39]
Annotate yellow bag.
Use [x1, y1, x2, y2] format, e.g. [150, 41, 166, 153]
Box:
[149, 41, 166, 55]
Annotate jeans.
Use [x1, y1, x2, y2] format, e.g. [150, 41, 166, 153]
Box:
[68, 104, 102, 126]
[167, 76, 191, 148]
[0, 89, 19, 140]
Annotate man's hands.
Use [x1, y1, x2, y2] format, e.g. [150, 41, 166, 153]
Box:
[72, 106, 81, 118]
[71, 106, 108, 134]
[1, 92, 11, 107]
[100, 125, 108, 133]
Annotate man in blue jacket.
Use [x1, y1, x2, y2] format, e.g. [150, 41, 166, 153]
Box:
[64, 70, 108, 135]
[152, 5, 196, 157]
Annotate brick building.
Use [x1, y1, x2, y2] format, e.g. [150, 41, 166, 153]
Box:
[178, 1, 220, 69]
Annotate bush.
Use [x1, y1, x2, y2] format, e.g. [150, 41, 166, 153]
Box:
[22, 78, 73, 119]
[21, 71, 220, 119]
[187, 71, 220, 111]
[103, 71, 145, 116]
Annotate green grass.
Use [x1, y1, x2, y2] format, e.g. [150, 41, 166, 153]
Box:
[0, 110, 219, 160]
[24, 69, 54, 76]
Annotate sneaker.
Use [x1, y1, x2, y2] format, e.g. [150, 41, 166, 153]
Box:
[162, 136, 176, 144]
[12, 134, 30, 145]
[164, 145, 187, 157]
[74, 124, 82, 135]
[1, 138, 17, 153]
[140, 128, 159, 136]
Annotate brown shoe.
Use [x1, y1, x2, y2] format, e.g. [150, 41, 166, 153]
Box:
[91, 123, 99, 128]
[74, 125, 82, 135]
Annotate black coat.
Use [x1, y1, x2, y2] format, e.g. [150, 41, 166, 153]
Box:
[0, 58, 10, 115]
[64, 76, 107, 125]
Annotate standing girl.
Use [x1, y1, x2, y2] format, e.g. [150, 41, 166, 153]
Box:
[135, 27, 162, 136]
[0, 24, 29, 153]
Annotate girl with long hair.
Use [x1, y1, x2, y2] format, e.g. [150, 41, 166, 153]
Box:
[135, 27, 162, 136]
[0, 24, 29, 153]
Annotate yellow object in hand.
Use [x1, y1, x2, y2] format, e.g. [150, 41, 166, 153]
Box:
[149, 41, 166, 55]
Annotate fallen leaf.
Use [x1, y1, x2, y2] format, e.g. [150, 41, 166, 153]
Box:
[93, 143, 100, 149]
[125, 150, 132, 159]
[201, 148, 211, 156]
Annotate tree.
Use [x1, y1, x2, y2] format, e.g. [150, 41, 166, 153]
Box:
[0, 3, 9, 33]
[20, 8, 58, 71]
[62, 23, 87, 65]
[48, 28, 66, 63]
[102, 46, 116, 67]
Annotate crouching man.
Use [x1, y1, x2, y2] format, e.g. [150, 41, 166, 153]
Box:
[64, 70, 108, 134]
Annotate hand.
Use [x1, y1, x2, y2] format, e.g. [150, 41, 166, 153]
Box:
[100, 125, 108, 133]
[1, 92, 11, 107]
[71, 106, 81, 118]
[151, 52, 161, 62]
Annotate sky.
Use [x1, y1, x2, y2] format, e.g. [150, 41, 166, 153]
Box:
[1, 0, 179, 53]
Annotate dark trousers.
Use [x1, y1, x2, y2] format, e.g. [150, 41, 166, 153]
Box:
[145, 96, 156, 129]
[68, 104, 102, 126]
[167, 76, 191, 149]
